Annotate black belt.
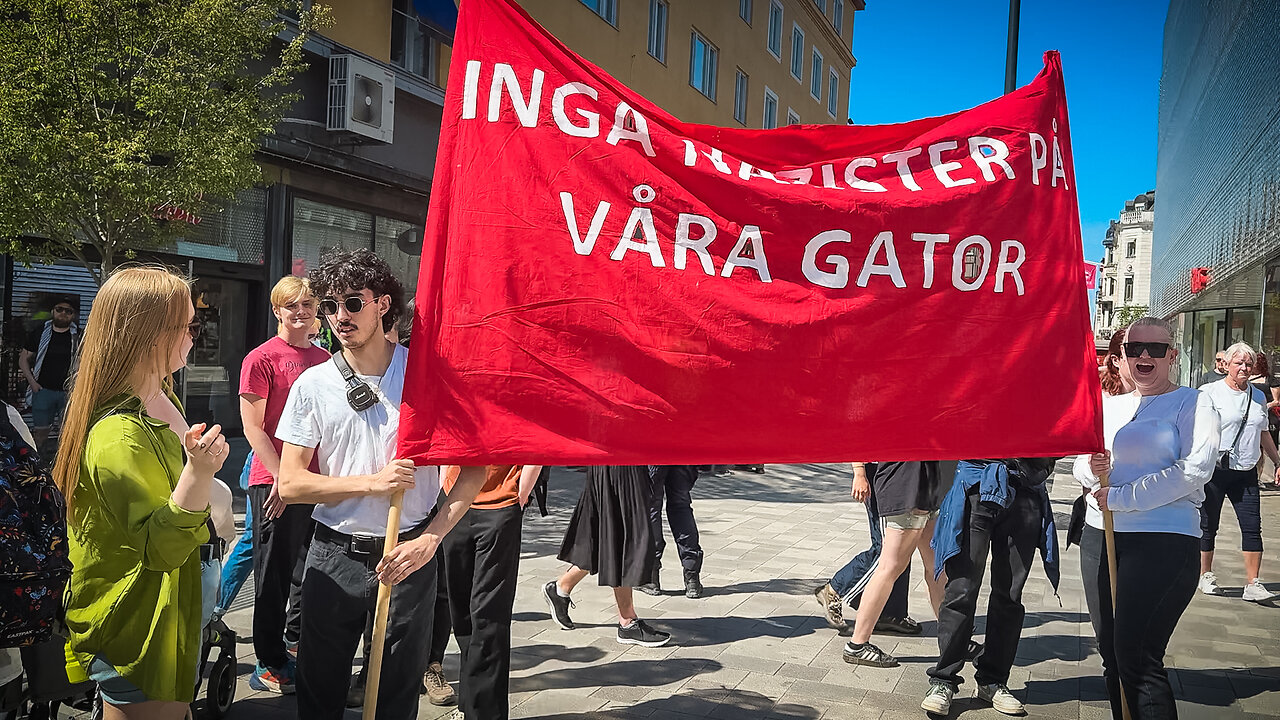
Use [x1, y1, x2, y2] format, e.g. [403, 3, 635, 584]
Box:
[200, 542, 224, 562]
[313, 512, 435, 559]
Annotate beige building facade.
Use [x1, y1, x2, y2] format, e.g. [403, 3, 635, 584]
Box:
[1095, 191, 1155, 340]
[510, 0, 862, 127]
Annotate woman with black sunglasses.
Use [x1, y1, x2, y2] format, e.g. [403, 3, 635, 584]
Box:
[1073, 316, 1220, 720]
[1196, 342, 1280, 602]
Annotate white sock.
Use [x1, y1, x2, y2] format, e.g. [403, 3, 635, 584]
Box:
[555, 585, 571, 598]
[620, 619, 637, 629]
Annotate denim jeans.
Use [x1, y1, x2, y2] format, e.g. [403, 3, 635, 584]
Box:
[216, 454, 255, 613]
[647, 465, 703, 573]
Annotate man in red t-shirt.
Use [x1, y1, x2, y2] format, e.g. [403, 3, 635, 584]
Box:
[240, 276, 331, 694]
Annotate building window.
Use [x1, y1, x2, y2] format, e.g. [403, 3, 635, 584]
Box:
[787, 108, 800, 126]
[1106, 247, 1114, 264]
[690, 31, 718, 101]
[827, 69, 839, 118]
[740, 0, 752, 24]
[790, 24, 805, 81]
[763, 86, 778, 129]
[815, 0, 826, 12]
[391, 0, 439, 82]
[1126, 241, 1136, 258]
[647, 0, 668, 63]
[834, 0, 844, 35]
[810, 49, 823, 100]
[579, 0, 617, 26]
[962, 245, 985, 283]
[734, 69, 749, 125]
[1124, 277, 1134, 302]
[767, 1, 783, 59]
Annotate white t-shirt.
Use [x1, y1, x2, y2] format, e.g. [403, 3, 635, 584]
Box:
[1198, 380, 1269, 470]
[276, 344, 440, 535]
[1073, 387, 1220, 535]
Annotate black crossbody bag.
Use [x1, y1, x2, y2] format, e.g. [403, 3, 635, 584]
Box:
[332, 351, 379, 412]
[1219, 388, 1252, 470]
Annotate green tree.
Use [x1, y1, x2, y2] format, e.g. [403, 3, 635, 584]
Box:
[1113, 304, 1150, 328]
[0, 0, 329, 284]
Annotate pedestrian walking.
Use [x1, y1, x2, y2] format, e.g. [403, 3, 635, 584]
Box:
[439, 464, 539, 719]
[544, 465, 671, 648]
[19, 295, 79, 453]
[813, 463, 920, 637]
[841, 461, 947, 668]
[240, 276, 331, 694]
[53, 266, 228, 718]
[637, 465, 705, 599]
[275, 248, 486, 720]
[922, 456, 1059, 716]
[1197, 341, 1280, 601]
[1203, 350, 1227, 384]
[1077, 316, 1220, 719]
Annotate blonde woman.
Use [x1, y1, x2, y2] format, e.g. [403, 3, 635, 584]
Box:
[53, 266, 228, 719]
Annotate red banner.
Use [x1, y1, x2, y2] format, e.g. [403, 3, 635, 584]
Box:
[1084, 262, 1099, 290]
[398, 0, 1103, 465]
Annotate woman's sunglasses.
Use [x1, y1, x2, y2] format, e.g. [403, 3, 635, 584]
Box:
[1122, 341, 1171, 358]
[319, 295, 381, 316]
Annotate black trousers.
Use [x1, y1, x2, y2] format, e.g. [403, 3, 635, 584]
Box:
[296, 533, 436, 720]
[1095, 531, 1198, 720]
[249, 485, 314, 670]
[442, 503, 523, 720]
[929, 484, 1041, 688]
[646, 465, 703, 573]
[1200, 466, 1263, 553]
[1080, 525, 1106, 643]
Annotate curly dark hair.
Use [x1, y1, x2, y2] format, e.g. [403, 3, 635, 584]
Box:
[309, 247, 405, 333]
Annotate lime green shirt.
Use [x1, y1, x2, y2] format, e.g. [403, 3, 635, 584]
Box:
[64, 394, 210, 703]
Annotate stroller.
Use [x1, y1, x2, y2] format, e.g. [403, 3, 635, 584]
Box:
[193, 519, 238, 719]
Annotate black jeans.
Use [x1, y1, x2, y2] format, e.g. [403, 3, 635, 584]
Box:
[296, 531, 437, 720]
[646, 465, 703, 573]
[249, 485, 314, 670]
[1200, 466, 1263, 552]
[1079, 525, 1106, 643]
[929, 484, 1041, 688]
[1095, 532, 1198, 720]
[442, 504, 523, 720]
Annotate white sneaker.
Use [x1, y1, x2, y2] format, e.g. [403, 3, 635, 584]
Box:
[977, 683, 1027, 715]
[1243, 578, 1276, 602]
[921, 682, 954, 714]
[1198, 571, 1223, 595]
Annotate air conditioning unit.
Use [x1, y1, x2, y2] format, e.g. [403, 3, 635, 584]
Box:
[327, 54, 395, 143]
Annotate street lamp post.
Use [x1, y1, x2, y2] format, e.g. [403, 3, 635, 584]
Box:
[1005, 0, 1021, 94]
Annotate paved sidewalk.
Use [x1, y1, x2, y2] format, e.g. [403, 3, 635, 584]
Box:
[173, 463, 1280, 718]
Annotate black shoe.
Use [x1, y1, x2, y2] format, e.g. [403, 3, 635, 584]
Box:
[636, 581, 662, 596]
[966, 640, 984, 661]
[842, 640, 899, 668]
[617, 619, 671, 647]
[543, 581, 575, 629]
[874, 616, 922, 635]
[346, 672, 365, 708]
[683, 569, 704, 599]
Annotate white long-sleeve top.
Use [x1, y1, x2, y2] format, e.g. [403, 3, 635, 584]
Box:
[1073, 387, 1220, 536]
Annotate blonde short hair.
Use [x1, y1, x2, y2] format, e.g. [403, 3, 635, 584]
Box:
[270, 276, 312, 308]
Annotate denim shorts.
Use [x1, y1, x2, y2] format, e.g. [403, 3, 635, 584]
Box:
[883, 509, 940, 532]
[30, 388, 67, 428]
[87, 656, 148, 705]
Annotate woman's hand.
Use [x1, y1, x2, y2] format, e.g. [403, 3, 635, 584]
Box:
[1273, 465, 1280, 487]
[1092, 486, 1110, 512]
[1088, 451, 1111, 477]
[184, 423, 228, 479]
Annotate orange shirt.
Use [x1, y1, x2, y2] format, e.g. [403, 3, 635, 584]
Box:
[442, 465, 522, 510]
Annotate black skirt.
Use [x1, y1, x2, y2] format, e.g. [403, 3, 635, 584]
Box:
[558, 465, 656, 587]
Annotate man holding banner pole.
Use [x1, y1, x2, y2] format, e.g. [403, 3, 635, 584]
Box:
[276, 248, 486, 719]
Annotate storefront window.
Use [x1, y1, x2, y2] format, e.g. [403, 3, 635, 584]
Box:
[374, 217, 424, 305]
[1190, 309, 1226, 387]
[290, 197, 373, 278]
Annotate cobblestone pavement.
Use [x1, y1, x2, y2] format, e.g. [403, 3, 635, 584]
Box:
[82, 462, 1280, 718]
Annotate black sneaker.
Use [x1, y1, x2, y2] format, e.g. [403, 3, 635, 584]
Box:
[636, 581, 662, 596]
[842, 640, 899, 668]
[874, 616, 922, 635]
[542, 581, 575, 630]
[617, 619, 671, 647]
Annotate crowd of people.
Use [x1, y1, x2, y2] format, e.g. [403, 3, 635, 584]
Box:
[0, 252, 1276, 720]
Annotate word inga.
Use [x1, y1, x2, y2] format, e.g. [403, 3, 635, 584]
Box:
[460, 61, 1071, 193]
[561, 185, 1027, 295]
